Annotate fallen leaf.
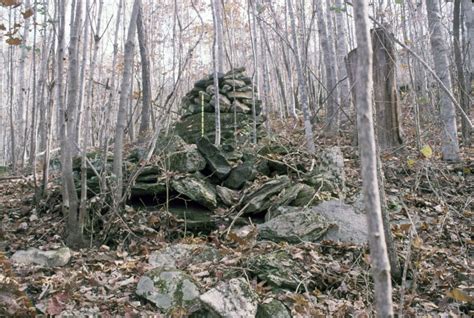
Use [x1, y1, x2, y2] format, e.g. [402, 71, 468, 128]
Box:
[420, 145, 433, 159]
[446, 288, 474, 303]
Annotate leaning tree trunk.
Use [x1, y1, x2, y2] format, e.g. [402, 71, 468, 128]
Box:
[287, 0, 316, 154]
[112, 0, 140, 203]
[425, 0, 460, 161]
[371, 28, 403, 150]
[353, 1, 394, 317]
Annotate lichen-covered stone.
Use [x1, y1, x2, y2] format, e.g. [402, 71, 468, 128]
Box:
[198, 278, 258, 318]
[11, 247, 71, 267]
[258, 209, 329, 243]
[136, 269, 200, 313]
[256, 299, 292, 318]
[247, 250, 301, 290]
[196, 138, 232, 180]
[171, 174, 217, 209]
[168, 144, 206, 173]
[241, 176, 291, 215]
[223, 162, 255, 190]
[149, 244, 220, 269]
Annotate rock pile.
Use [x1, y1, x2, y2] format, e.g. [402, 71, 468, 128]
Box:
[175, 67, 264, 145]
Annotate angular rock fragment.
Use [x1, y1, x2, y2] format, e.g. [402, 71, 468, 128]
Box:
[198, 278, 258, 318]
[136, 269, 200, 313]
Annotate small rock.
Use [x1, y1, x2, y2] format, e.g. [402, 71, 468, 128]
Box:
[136, 269, 200, 313]
[216, 186, 240, 206]
[257, 299, 292, 318]
[149, 244, 220, 269]
[247, 250, 301, 290]
[198, 278, 258, 318]
[11, 247, 71, 267]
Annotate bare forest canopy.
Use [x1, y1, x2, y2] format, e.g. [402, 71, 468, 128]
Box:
[0, 0, 472, 317]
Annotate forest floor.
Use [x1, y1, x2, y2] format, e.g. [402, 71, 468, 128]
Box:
[0, 116, 472, 317]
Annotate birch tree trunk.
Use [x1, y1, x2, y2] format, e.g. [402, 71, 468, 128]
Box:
[211, 0, 221, 145]
[287, 0, 316, 154]
[353, 1, 393, 316]
[425, 0, 461, 161]
[112, 0, 140, 203]
[16, 0, 31, 170]
[137, 0, 152, 138]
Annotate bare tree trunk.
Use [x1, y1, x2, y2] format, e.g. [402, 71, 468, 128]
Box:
[287, 0, 316, 154]
[372, 28, 403, 150]
[353, 1, 393, 316]
[425, 0, 460, 161]
[211, 0, 221, 145]
[112, 0, 140, 203]
[454, 0, 471, 147]
[316, 0, 339, 135]
[63, 0, 85, 246]
[334, 0, 351, 113]
[16, 0, 31, 170]
[137, 0, 152, 138]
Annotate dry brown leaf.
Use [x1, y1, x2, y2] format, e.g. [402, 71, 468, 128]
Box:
[0, 0, 21, 7]
[21, 8, 33, 19]
[6, 37, 22, 45]
[446, 288, 474, 303]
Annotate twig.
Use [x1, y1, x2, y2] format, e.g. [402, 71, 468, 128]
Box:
[226, 202, 251, 237]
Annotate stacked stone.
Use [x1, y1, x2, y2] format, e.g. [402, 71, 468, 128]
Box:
[175, 67, 263, 144]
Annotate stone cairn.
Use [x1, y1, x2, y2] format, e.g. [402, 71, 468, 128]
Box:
[175, 67, 264, 145]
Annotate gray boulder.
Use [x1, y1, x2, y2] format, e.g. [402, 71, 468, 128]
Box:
[171, 174, 217, 209]
[261, 201, 368, 244]
[223, 162, 255, 190]
[241, 176, 290, 215]
[11, 247, 71, 267]
[136, 269, 200, 313]
[196, 138, 232, 180]
[169, 144, 206, 173]
[258, 208, 330, 243]
[198, 278, 258, 318]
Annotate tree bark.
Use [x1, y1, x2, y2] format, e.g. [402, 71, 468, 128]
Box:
[63, 0, 85, 246]
[425, 0, 460, 161]
[112, 0, 140, 203]
[353, 1, 394, 317]
[137, 0, 152, 137]
[316, 0, 339, 134]
[454, 0, 471, 147]
[287, 0, 316, 154]
[371, 28, 403, 150]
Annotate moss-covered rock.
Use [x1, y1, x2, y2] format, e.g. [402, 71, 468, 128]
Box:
[136, 269, 200, 314]
[171, 174, 217, 209]
[256, 299, 292, 318]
